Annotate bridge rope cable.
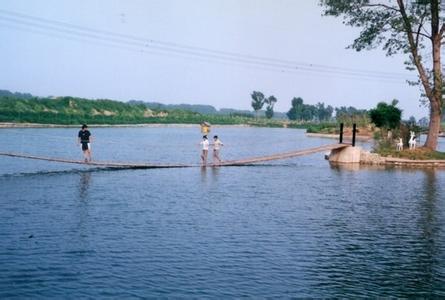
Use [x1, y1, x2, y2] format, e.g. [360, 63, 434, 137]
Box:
[0, 143, 347, 168]
[0, 10, 418, 83]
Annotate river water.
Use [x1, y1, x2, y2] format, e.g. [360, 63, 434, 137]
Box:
[1, 127, 444, 298]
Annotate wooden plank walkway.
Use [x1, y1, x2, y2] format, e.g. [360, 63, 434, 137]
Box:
[213, 143, 348, 166]
[0, 143, 348, 169]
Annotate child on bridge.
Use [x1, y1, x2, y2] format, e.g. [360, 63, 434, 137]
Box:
[200, 135, 209, 165]
[212, 135, 224, 164]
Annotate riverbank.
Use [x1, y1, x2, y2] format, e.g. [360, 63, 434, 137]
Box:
[329, 146, 445, 168]
[306, 132, 372, 141]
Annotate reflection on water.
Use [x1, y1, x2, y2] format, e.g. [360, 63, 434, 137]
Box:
[308, 166, 445, 297]
[329, 162, 362, 171]
[200, 166, 207, 183]
[199, 165, 222, 186]
[78, 171, 92, 200]
[211, 166, 220, 180]
[415, 169, 440, 293]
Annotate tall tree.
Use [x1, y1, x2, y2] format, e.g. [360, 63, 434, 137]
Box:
[264, 95, 277, 119]
[251, 91, 265, 118]
[287, 97, 304, 120]
[320, 0, 444, 150]
[315, 102, 334, 121]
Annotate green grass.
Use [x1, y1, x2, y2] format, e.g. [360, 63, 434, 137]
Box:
[374, 142, 445, 160]
[305, 123, 338, 134]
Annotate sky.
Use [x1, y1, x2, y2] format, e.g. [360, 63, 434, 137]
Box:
[0, 0, 430, 119]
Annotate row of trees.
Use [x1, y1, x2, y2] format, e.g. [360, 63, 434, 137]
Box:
[334, 106, 370, 127]
[252, 92, 369, 124]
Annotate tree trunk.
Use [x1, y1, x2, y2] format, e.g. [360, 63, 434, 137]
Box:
[397, 0, 443, 150]
[425, 98, 441, 149]
[424, 3, 443, 150]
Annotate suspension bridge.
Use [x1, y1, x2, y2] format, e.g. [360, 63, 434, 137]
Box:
[0, 143, 349, 169]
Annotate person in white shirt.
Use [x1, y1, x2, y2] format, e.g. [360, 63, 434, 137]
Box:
[212, 135, 223, 164]
[200, 135, 209, 165]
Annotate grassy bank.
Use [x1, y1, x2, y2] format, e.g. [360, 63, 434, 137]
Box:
[375, 144, 445, 160]
[0, 96, 234, 125]
[0, 95, 265, 126]
[0, 94, 336, 129]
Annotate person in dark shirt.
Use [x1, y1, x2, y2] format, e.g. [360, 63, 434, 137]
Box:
[78, 124, 93, 163]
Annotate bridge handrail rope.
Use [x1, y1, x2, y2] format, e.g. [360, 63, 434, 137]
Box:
[0, 143, 348, 169]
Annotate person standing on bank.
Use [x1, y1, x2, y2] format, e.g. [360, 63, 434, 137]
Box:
[212, 135, 223, 164]
[78, 124, 92, 163]
[200, 135, 209, 166]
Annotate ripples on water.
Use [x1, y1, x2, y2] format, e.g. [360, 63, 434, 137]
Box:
[0, 127, 444, 298]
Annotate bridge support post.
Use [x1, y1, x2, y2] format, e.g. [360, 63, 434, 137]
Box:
[352, 123, 357, 147]
[339, 123, 344, 144]
[328, 146, 362, 163]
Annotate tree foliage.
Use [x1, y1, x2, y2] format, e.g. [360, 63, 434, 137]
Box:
[369, 100, 402, 131]
[251, 91, 265, 117]
[320, 0, 444, 149]
[287, 97, 334, 122]
[335, 106, 370, 126]
[264, 95, 278, 119]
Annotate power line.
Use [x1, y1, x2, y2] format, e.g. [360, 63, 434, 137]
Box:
[0, 21, 340, 80]
[0, 22, 412, 85]
[0, 12, 412, 81]
[0, 9, 418, 83]
[0, 8, 414, 79]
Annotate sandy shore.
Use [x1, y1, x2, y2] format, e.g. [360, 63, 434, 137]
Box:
[0, 122, 252, 129]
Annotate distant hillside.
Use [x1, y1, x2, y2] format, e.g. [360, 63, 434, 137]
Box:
[0, 90, 261, 125]
[0, 89, 297, 126]
[128, 100, 219, 115]
[0, 89, 34, 99]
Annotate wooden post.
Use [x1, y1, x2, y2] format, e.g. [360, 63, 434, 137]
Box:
[339, 123, 344, 144]
[352, 123, 357, 147]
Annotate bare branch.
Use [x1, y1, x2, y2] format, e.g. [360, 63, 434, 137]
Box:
[362, 3, 400, 12]
[412, 32, 431, 40]
[422, 26, 431, 37]
[413, 19, 431, 45]
[414, 15, 431, 47]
